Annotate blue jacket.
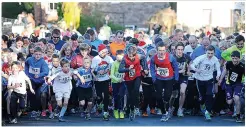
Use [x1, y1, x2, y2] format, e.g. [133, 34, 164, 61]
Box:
[191, 45, 221, 61]
[48, 40, 66, 51]
[25, 57, 49, 84]
[150, 54, 179, 82]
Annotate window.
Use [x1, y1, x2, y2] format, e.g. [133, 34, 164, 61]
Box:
[49, 3, 58, 11]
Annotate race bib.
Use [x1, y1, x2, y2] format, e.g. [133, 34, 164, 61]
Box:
[29, 67, 40, 75]
[59, 76, 71, 83]
[115, 72, 124, 79]
[204, 64, 211, 71]
[230, 72, 238, 82]
[129, 69, 136, 77]
[178, 62, 185, 70]
[83, 74, 92, 82]
[156, 67, 169, 77]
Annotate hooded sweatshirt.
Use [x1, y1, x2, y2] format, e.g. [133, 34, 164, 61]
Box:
[25, 57, 49, 84]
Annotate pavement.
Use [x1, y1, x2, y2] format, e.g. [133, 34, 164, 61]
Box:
[3, 113, 245, 126]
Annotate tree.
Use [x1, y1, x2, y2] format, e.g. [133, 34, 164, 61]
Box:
[63, 2, 81, 29]
[57, 2, 63, 20]
[2, 2, 34, 19]
[23, 2, 34, 13]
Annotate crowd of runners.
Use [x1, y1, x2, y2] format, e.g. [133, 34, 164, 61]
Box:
[1, 24, 245, 124]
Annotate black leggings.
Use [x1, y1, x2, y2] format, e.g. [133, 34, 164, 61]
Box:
[155, 79, 174, 114]
[10, 92, 26, 119]
[125, 77, 141, 111]
[95, 80, 110, 112]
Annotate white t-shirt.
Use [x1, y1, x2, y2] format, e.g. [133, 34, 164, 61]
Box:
[91, 55, 114, 81]
[191, 54, 221, 81]
[50, 71, 73, 93]
[8, 71, 29, 94]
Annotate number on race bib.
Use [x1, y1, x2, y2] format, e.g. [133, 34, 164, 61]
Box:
[116, 73, 124, 79]
[29, 67, 40, 75]
[204, 64, 211, 71]
[129, 69, 136, 77]
[59, 77, 71, 83]
[157, 67, 169, 77]
[230, 72, 238, 82]
[83, 74, 92, 82]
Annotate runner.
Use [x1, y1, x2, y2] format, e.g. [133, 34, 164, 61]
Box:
[47, 58, 74, 122]
[150, 41, 179, 122]
[110, 50, 126, 119]
[8, 61, 35, 124]
[190, 45, 221, 121]
[218, 51, 245, 122]
[173, 42, 191, 117]
[74, 56, 94, 120]
[119, 45, 148, 121]
[25, 46, 49, 119]
[91, 44, 114, 121]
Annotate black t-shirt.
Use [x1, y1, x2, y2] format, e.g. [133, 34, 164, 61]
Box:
[226, 61, 245, 84]
[174, 54, 191, 76]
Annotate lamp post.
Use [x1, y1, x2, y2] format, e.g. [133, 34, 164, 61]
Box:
[105, 15, 110, 25]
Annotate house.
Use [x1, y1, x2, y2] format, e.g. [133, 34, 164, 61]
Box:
[34, 2, 59, 25]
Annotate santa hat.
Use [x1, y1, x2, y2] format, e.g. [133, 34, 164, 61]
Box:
[98, 44, 107, 53]
[138, 41, 147, 49]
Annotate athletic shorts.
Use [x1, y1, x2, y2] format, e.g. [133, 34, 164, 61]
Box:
[225, 83, 243, 100]
[178, 76, 188, 85]
[55, 91, 71, 100]
[173, 76, 188, 91]
[76, 87, 93, 102]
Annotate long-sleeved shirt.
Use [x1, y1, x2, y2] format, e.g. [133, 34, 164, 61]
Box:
[25, 57, 49, 84]
[190, 54, 221, 81]
[150, 53, 179, 82]
[118, 54, 148, 81]
[110, 60, 124, 83]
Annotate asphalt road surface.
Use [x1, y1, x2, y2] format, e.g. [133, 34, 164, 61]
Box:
[3, 113, 245, 126]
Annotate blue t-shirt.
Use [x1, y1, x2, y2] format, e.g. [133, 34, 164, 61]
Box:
[48, 40, 66, 51]
[76, 67, 93, 88]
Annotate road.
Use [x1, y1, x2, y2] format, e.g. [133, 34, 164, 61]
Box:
[4, 113, 245, 126]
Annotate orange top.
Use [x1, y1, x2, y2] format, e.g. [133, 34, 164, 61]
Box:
[109, 42, 126, 56]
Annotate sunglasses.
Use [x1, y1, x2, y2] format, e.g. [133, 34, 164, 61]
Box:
[53, 36, 60, 39]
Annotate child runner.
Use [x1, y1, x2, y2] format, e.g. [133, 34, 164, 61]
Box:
[25, 46, 49, 119]
[110, 50, 126, 119]
[119, 45, 148, 121]
[47, 58, 74, 122]
[43, 54, 62, 118]
[8, 61, 35, 124]
[74, 56, 94, 120]
[91, 44, 114, 121]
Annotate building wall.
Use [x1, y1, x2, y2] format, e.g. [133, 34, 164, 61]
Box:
[34, 2, 58, 25]
[86, 2, 170, 28]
